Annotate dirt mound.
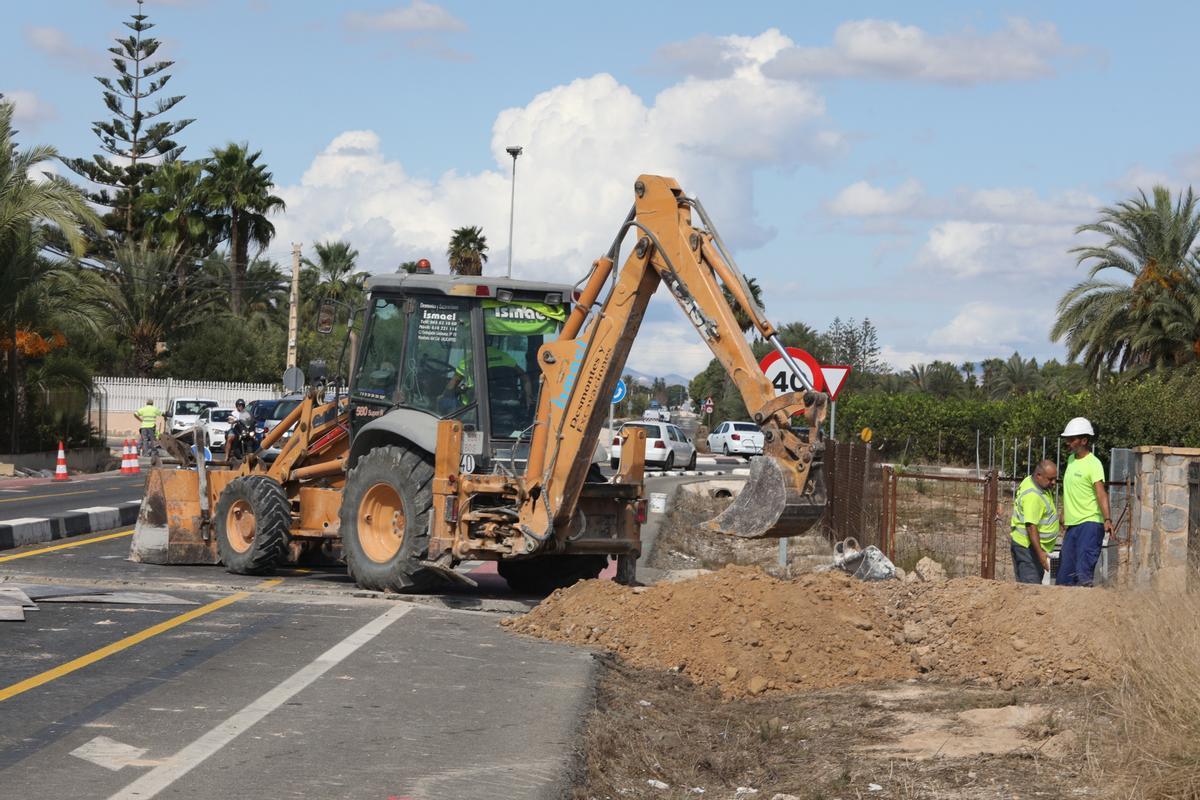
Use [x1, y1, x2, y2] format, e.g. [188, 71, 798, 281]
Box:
[503, 566, 1117, 698]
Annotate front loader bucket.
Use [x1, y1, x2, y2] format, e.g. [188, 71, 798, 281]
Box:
[129, 468, 219, 565]
[703, 454, 827, 539]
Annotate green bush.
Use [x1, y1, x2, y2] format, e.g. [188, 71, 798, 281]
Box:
[835, 368, 1200, 465]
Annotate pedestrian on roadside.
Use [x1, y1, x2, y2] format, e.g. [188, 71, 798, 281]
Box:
[135, 399, 160, 456]
[1058, 417, 1112, 586]
[1010, 459, 1059, 584]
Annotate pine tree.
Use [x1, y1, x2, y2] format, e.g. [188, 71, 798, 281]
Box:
[66, 0, 194, 244]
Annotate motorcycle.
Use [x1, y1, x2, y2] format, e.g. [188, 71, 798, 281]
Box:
[225, 417, 258, 462]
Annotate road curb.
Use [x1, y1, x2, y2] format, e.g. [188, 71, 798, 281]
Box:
[0, 501, 141, 551]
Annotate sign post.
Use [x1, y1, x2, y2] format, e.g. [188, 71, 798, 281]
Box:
[610, 379, 627, 452]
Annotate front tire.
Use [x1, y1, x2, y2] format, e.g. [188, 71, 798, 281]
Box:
[214, 476, 291, 574]
[340, 445, 438, 593]
[686, 450, 697, 470]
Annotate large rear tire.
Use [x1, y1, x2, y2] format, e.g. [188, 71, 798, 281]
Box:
[339, 445, 439, 593]
[214, 476, 291, 574]
[498, 555, 607, 595]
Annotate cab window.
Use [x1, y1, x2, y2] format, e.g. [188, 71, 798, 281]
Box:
[397, 297, 477, 425]
[482, 299, 566, 438]
[355, 297, 406, 400]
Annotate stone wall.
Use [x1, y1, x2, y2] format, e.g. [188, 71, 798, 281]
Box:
[1129, 446, 1200, 590]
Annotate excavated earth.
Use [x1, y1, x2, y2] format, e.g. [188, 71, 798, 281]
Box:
[502, 565, 1119, 699]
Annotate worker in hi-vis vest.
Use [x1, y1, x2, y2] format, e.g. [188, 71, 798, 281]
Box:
[135, 399, 160, 456]
[1009, 459, 1060, 584]
[1058, 417, 1112, 586]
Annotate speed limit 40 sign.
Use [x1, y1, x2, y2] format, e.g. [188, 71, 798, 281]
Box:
[758, 348, 851, 401]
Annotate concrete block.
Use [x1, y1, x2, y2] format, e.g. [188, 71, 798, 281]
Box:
[1162, 465, 1187, 486]
[1141, 453, 1156, 472]
[1166, 536, 1189, 566]
[1139, 507, 1155, 532]
[1164, 484, 1190, 509]
[1159, 505, 1187, 534]
[1163, 455, 1186, 467]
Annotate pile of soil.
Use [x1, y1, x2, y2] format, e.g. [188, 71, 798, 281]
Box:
[503, 565, 1117, 698]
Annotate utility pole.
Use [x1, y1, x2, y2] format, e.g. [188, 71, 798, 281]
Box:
[287, 242, 301, 369]
[505, 146, 522, 278]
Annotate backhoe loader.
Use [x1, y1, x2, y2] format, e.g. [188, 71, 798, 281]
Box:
[131, 175, 829, 593]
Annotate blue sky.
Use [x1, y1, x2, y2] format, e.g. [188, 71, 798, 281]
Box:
[4, 1, 1199, 377]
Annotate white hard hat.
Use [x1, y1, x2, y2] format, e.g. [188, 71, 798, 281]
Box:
[1061, 417, 1095, 437]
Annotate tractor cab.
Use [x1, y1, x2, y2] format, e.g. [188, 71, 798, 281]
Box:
[348, 272, 573, 474]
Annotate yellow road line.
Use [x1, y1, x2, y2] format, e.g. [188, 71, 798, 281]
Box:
[0, 578, 279, 704]
[0, 488, 99, 504]
[0, 529, 134, 563]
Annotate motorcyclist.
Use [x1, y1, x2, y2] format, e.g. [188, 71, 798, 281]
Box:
[227, 399, 255, 458]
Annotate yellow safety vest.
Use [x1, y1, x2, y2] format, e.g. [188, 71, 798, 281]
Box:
[1010, 475, 1059, 549]
[137, 405, 160, 429]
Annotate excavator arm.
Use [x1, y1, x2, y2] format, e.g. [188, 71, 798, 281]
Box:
[518, 175, 827, 544]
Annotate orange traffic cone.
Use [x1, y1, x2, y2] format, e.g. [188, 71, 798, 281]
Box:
[54, 441, 70, 481]
[120, 440, 133, 474]
[128, 439, 141, 474]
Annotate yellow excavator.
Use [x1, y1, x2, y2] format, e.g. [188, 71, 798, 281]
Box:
[131, 175, 828, 593]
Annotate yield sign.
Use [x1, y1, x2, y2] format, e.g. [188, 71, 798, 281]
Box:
[819, 366, 851, 400]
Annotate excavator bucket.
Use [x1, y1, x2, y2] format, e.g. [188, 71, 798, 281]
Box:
[703, 454, 827, 539]
[129, 468, 220, 565]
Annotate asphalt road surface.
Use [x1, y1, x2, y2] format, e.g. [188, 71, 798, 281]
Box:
[0, 473, 144, 523]
[0, 471, 721, 799]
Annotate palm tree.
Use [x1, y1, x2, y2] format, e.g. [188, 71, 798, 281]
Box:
[201, 253, 288, 331]
[89, 242, 221, 376]
[989, 352, 1040, 399]
[1, 100, 103, 450]
[722, 276, 765, 333]
[1052, 185, 1200, 374]
[397, 260, 421, 274]
[202, 143, 285, 315]
[303, 240, 368, 304]
[908, 361, 962, 398]
[140, 159, 220, 278]
[960, 361, 976, 387]
[447, 226, 488, 276]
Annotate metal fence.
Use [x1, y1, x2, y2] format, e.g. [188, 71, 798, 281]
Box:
[823, 441, 883, 548]
[878, 467, 1000, 578]
[96, 377, 283, 412]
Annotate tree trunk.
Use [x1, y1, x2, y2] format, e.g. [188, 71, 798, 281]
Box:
[8, 320, 21, 453]
[229, 211, 243, 316]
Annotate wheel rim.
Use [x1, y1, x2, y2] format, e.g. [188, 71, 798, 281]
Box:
[358, 482, 405, 563]
[225, 499, 255, 554]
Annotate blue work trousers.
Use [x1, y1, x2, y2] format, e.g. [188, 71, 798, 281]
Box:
[1057, 521, 1104, 586]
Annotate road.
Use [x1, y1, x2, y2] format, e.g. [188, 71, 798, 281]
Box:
[0, 470, 723, 799]
[0, 473, 143, 523]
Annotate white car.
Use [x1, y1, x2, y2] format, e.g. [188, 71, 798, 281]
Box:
[642, 407, 670, 423]
[611, 421, 696, 471]
[193, 407, 235, 451]
[166, 397, 218, 439]
[707, 421, 765, 458]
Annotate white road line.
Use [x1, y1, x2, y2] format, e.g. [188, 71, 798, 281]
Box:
[72, 736, 148, 771]
[107, 603, 414, 799]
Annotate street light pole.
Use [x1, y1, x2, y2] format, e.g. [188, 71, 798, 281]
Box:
[506, 146, 522, 278]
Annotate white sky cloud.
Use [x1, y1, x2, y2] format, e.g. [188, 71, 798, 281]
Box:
[3, 89, 56, 128]
[273, 31, 839, 276]
[764, 18, 1070, 85]
[828, 179, 922, 216]
[343, 1, 467, 33]
[24, 26, 104, 71]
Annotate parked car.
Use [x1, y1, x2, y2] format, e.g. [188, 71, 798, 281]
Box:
[245, 398, 282, 443]
[259, 395, 305, 460]
[642, 407, 670, 423]
[707, 421, 765, 458]
[166, 397, 218, 440]
[193, 407, 235, 451]
[611, 421, 696, 471]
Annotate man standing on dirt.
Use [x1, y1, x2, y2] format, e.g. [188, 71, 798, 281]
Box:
[1058, 417, 1112, 586]
[1010, 459, 1059, 584]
